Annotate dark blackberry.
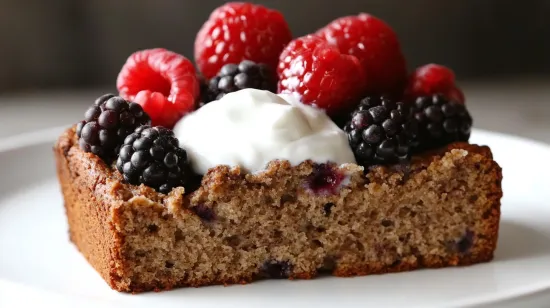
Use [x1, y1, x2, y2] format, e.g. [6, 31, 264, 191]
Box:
[76, 94, 150, 162]
[116, 125, 191, 194]
[344, 96, 417, 167]
[412, 94, 472, 151]
[199, 60, 276, 106]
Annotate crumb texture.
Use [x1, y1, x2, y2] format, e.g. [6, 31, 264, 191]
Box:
[54, 127, 502, 292]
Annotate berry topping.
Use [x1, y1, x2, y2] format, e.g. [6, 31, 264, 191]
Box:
[259, 260, 293, 279]
[404, 64, 465, 104]
[116, 48, 200, 128]
[194, 2, 292, 80]
[277, 35, 366, 115]
[116, 125, 191, 194]
[305, 163, 345, 195]
[344, 96, 417, 167]
[191, 204, 216, 222]
[455, 230, 474, 254]
[76, 94, 150, 162]
[412, 94, 472, 151]
[201, 60, 276, 106]
[316, 13, 407, 96]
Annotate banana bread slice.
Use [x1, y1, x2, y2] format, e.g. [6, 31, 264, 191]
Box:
[55, 127, 502, 293]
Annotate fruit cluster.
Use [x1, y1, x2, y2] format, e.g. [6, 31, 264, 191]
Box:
[73, 2, 473, 193]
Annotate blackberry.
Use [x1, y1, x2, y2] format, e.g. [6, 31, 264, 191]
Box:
[116, 125, 191, 194]
[412, 94, 472, 151]
[344, 96, 417, 167]
[200, 60, 276, 106]
[76, 94, 150, 162]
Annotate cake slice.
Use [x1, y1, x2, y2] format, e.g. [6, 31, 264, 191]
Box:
[55, 4, 502, 292]
[55, 127, 501, 293]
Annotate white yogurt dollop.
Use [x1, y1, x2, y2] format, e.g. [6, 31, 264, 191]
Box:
[173, 89, 356, 174]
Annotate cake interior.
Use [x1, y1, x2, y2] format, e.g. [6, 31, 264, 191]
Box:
[57, 128, 501, 291]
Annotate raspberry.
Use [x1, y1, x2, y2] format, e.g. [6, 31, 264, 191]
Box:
[277, 35, 366, 115]
[117, 125, 191, 194]
[316, 14, 407, 96]
[76, 94, 151, 162]
[116, 48, 200, 129]
[344, 96, 417, 167]
[194, 2, 292, 80]
[404, 64, 465, 104]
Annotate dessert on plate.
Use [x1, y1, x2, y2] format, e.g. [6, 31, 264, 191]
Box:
[54, 2, 502, 293]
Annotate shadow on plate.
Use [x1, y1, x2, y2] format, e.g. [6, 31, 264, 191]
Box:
[494, 220, 550, 261]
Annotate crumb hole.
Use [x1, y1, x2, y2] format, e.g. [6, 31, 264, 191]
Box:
[302, 223, 315, 233]
[174, 229, 184, 242]
[316, 227, 326, 233]
[280, 194, 296, 204]
[263, 196, 273, 205]
[321, 256, 336, 272]
[273, 229, 283, 238]
[165, 261, 174, 268]
[454, 206, 463, 213]
[390, 259, 401, 267]
[410, 211, 417, 218]
[312, 239, 323, 248]
[468, 195, 478, 202]
[323, 203, 335, 216]
[224, 235, 241, 247]
[135, 250, 146, 257]
[398, 207, 410, 218]
[381, 219, 394, 227]
[482, 209, 492, 219]
[147, 224, 159, 233]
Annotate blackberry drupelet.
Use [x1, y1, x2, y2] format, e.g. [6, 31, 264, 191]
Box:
[76, 94, 150, 162]
[412, 94, 472, 151]
[344, 96, 417, 167]
[116, 125, 191, 194]
[200, 60, 276, 106]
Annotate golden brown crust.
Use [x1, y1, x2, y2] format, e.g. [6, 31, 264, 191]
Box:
[55, 127, 502, 293]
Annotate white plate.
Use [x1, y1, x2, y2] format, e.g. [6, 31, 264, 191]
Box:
[1, 127, 550, 308]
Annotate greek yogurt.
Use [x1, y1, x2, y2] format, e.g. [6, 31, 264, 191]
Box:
[173, 89, 356, 174]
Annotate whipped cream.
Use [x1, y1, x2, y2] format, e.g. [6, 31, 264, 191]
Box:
[173, 89, 356, 174]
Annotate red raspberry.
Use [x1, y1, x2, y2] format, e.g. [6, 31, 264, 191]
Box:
[194, 2, 292, 80]
[277, 35, 366, 115]
[404, 64, 465, 104]
[117, 48, 199, 128]
[316, 14, 407, 96]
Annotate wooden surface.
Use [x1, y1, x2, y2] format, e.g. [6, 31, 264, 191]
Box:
[0, 79, 548, 143]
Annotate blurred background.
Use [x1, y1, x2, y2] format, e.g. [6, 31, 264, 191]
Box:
[0, 0, 548, 141]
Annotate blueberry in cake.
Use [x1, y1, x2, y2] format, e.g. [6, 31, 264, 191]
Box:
[54, 2, 502, 293]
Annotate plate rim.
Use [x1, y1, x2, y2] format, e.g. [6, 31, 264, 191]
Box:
[1, 126, 550, 308]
